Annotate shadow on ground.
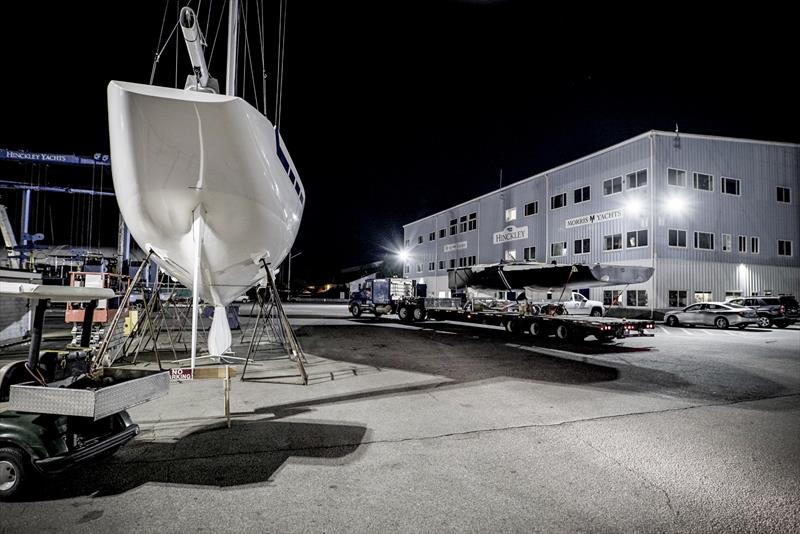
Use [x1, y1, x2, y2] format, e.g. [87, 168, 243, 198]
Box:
[18, 418, 367, 502]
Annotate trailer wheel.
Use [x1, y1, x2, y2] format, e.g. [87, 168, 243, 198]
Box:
[413, 307, 426, 322]
[0, 447, 29, 500]
[555, 324, 569, 340]
[349, 303, 362, 317]
[398, 305, 412, 323]
[505, 319, 516, 333]
[590, 308, 603, 317]
[529, 321, 543, 337]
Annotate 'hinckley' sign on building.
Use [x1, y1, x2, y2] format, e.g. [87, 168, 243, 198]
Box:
[565, 209, 623, 229]
[493, 225, 528, 244]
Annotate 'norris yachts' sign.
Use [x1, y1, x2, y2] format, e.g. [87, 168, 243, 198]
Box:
[493, 225, 528, 244]
[565, 208, 623, 229]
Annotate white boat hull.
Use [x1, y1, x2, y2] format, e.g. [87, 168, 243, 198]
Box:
[107, 81, 304, 353]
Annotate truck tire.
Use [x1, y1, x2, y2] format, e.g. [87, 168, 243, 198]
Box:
[590, 308, 603, 317]
[529, 321, 543, 337]
[504, 319, 516, 333]
[349, 303, 362, 317]
[413, 307, 426, 322]
[555, 324, 569, 340]
[0, 447, 29, 500]
[398, 305, 412, 323]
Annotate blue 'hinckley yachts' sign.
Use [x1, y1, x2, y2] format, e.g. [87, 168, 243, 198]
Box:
[493, 225, 528, 244]
[0, 148, 110, 166]
[565, 208, 623, 229]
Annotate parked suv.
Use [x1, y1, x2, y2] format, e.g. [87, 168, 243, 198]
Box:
[726, 296, 796, 328]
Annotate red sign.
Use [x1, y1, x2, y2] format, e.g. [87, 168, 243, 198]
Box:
[169, 368, 193, 380]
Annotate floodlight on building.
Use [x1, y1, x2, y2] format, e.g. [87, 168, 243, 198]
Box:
[398, 249, 410, 263]
[626, 197, 644, 216]
[665, 194, 687, 215]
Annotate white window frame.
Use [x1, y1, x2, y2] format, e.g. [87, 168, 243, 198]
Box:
[439, 228, 446, 239]
[505, 207, 517, 222]
[417, 235, 423, 244]
[778, 239, 793, 257]
[404, 264, 410, 273]
[667, 167, 687, 188]
[468, 212, 478, 231]
[467, 255, 476, 266]
[449, 258, 456, 269]
[693, 172, 714, 192]
[449, 219, 457, 236]
[416, 264, 423, 273]
[428, 262, 435, 271]
[694, 291, 712, 303]
[550, 193, 567, 210]
[573, 238, 590, 255]
[573, 185, 590, 204]
[438, 260, 445, 270]
[668, 228, 687, 248]
[694, 231, 715, 251]
[721, 176, 741, 196]
[504, 249, 517, 261]
[603, 233, 622, 252]
[626, 229, 648, 249]
[626, 169, 648, 190]
[626, 290, 648, 307]
[721, 233, 732, 252]
[668, 290, 687, 308]
[777, 186, 791, 204]
[738, 235, 747, 253]
[603, 176, 623, 197]
[524, 201, 538, 216]
[751, 236, 760, 255]
[429, 231, 436, 241]
[550, 242, 567, 257]
[523, 246, 536, 261]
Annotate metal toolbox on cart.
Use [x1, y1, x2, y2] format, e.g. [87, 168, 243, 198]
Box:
[8, 368, 169, 420]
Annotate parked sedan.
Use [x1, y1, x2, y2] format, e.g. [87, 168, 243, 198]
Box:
[664, 302, 759, 329]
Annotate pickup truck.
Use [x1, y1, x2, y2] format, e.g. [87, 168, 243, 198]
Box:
[531, 292, 605, 317]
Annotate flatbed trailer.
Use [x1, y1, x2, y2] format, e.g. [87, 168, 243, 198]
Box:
[414, 298, 655, 342]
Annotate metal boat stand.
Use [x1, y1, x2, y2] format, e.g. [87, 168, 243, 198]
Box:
[240, 260, 308, 384]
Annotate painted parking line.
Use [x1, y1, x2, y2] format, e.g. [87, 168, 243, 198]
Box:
[700, 329, 715, 336]
[657, 326, 672, 334]
[720, 330, 738, 337]
[679, 328, 696, 335]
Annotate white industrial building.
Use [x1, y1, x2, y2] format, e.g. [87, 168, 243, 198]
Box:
[402, 131, 799, 313]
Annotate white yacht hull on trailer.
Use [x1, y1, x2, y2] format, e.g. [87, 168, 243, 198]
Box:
[107, 80, 304, 355]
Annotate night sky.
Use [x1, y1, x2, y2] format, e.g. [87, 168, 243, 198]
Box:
[0, 1, 796, 284]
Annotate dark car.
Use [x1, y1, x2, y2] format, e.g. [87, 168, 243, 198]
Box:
[726, 296, 796, 328]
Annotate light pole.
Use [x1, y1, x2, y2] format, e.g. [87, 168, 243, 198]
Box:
[287, 251, 302, 300]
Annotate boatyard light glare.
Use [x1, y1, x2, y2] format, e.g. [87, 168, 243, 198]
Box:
[666, 194, 686, 214]
[626, 197, 643, 216]
[398, 249, 410, 263]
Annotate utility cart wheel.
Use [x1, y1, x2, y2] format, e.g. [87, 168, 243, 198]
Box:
[0, 447, 29, 500]
[349, 303, 362, 317]
[413, 307, 426, 322]
[555, 324, 569, 340]
[398, 305, 412, 323]
[529, 321, 543, 337]
[714, 316, 729, 330]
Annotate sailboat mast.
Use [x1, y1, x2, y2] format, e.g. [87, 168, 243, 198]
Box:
[225, 0, 240, 96]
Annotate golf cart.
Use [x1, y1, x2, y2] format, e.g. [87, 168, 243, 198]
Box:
[0, 282, 168, 500]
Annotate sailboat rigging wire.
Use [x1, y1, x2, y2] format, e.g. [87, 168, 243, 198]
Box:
[276, 0, 288, 128]
[240, 0, 260, 112]
[97, 165, 105, 249]
[255, 0, 267, 116]
[207, 0, 226, 70]
[205, 0, 214, 37]
[274, 0, 284, 125]
[174, 0, 180, 88]
[150, 0, 171, 83]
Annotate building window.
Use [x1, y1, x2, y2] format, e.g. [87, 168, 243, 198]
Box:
[777, 186, 791, 203]
[694, 291, 712, 303]
[524, 201, 538, 216]
[404, 239, 410, 247]
[467, 255, 476, 266]
[603, 233, 622, 251]
[694, 231, 714, 250]
[523, 246, 536, 260]
[416, 264, 423, 273]
[574, 238, 590, 255]
[693, 172, 714, 192]
[603, 290, 622, 306]
[550, 242, 567, 257]
[751, 236, 760, 254]
[468, 212, 478, 231]
[667, 168, 687, 187]
[438, 260, 445, 270]
[417, 235, 423, 244]
[738, 235, 747, 253]
[459, 215, 468, 233]
[449, 219, 457, 236]
[626, 169, 647, 189]
[627, 290, 648, 307]
[573, 186, 590, 204]
[778, 240, 793, 256]
[429, 232, 436, 241]
[669, 290, 687, 308]
[721, 233, 732, 252]
[626, 229, 648, 248]
[505, 208, 517, 222]
[721, 177, 740, 196]
[504, 249, 517, 261]
[668, 229, 687, 248]
[404, 264, 410, 273]
[458, 257, 467, 267]
[603, 176, 623, 196]
[725, 291, 742, 298]
[428, 262, 435, 271]
[439, 228, 446, 239]
[550, 193, 567, 210]
[449, 258, 456, 269]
